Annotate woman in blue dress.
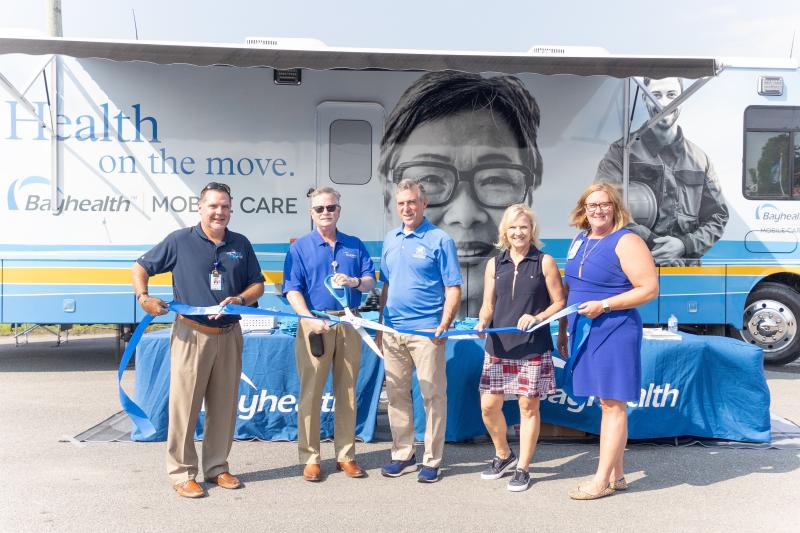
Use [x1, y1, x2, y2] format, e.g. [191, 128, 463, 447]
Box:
[557, 182, 658, 500]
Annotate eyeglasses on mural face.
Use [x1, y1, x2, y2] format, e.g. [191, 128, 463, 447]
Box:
[392, 161, 532, 208]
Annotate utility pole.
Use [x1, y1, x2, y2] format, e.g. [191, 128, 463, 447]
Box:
[46, 0, 63, 213]
[46, 0, 63, 37]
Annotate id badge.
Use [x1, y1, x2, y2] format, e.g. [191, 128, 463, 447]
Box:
[210, 270, 223, 291]
[567, 240, 583, 260]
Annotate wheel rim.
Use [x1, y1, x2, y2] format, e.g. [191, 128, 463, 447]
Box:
[741, 298, 797, 354]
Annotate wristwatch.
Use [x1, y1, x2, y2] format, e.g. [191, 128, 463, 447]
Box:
[601, 299, 611, 313]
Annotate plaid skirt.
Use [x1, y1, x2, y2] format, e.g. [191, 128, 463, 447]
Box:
[479, 351, 556, 398]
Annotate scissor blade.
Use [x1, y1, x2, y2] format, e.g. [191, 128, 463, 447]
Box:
[342, 308, 397, 333]
[354, 325, 384, 359]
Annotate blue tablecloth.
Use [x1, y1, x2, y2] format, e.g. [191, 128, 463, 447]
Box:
[433, 332, 771, 443]
[132, 330, 771, 444]
[131, 330, 384, 442]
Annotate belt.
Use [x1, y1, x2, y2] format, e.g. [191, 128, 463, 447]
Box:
[323, 310, 360, 317]
[176, 314, 234, 335]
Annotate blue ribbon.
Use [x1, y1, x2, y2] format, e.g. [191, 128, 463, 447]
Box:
[560, 314, 593, 399]
[118, 301, 581, 438]
[117, 312, 158, 439]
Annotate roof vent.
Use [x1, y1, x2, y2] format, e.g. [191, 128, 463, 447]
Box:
[246, 37, 327, 49]
[528, 45, 610, 57]
[274, 68, 302, 85]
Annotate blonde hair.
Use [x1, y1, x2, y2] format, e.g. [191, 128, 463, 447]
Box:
[568, 182, 631, 232]
[496, 203, 542, 251]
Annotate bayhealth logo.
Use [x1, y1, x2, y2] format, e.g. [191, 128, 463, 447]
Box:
[755, 203, 779, 220]
[6, 175, 53, 210]
[6, 176, 131, 213]
[756, 203, 800, 223]
[237, 371, 335, 420]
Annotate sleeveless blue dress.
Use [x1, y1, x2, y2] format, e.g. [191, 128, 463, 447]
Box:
[563, 229, 642, 402]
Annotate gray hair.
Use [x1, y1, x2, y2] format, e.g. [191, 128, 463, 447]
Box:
[395, 178, 427, 201]
[308, 186, 341, 204]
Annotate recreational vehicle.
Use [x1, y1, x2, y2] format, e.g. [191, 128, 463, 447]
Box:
[0, 36, 798, 363]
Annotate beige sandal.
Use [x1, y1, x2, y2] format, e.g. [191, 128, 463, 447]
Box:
[568, 484, 615, 500]
[610, 477, 627, 491]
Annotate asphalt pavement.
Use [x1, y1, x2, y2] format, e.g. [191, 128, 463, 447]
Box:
[1, 334, 798, 532]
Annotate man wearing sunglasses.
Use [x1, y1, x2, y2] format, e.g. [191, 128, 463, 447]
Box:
[132, 182, 265, 498]
[282, 187, 376, 482]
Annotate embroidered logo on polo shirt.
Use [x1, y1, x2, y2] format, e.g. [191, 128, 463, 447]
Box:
[226, 250, 243, 261]
[412, 245, 427, 259]
[344, 251, 357, 258]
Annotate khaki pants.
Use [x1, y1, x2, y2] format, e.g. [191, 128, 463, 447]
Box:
[166, 319, 243, 484]
[382, 331, 447, 468]
[295, 319, 362, 465]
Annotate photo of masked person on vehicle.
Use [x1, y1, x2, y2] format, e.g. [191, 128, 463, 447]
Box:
[379, 70, 543, 316]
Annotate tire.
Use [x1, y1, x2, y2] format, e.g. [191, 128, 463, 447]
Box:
[738, 282, 800, 365]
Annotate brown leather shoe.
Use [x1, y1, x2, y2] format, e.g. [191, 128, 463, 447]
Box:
[173, 479, 205, 498]
[208, 472, 242, 489]
[336, 460, 366, 478]
[303, 463, 322, 482]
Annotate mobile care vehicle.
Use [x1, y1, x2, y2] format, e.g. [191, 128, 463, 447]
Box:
[0, 35, 799, 363]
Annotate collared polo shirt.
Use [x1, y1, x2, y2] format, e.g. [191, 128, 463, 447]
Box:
[282, 229, 375, 311]
[137, 224, 265, 326]
[381, 218, 462, 330]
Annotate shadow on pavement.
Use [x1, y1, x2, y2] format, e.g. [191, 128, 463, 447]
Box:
[0, 335, 122, 372]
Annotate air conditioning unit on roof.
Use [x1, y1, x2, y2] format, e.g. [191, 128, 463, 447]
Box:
[245, 37, 327, 49]
[528, 45, 610, 57]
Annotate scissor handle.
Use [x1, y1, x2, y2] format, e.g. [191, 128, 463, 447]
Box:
[324, 275, 350, 308]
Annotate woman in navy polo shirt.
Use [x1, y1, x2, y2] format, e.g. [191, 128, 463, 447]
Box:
[476, 204, 565, 492]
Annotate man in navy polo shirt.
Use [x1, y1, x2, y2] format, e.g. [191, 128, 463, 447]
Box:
[378, 179, 462, 483]
[132, 182, 265, 498]
[283, 186, 376, 482]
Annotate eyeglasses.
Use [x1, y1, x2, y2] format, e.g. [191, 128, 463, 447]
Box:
[392, 161, 532, 208]
[311, 204, 339, 214]
[201, 182, 231, 195]
[584, 202, 613, 212]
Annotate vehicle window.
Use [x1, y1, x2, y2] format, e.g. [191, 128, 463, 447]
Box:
[744, 106, 800, 200]
[329, 119, 372, 185]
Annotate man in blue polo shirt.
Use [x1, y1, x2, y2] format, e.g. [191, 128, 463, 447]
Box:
[378, 178, 462, 483]
[132, 182, 265, 498]
[283, 187, 376, 482]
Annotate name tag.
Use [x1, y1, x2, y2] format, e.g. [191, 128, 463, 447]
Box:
[567, 240, 583, 260]
[210, 271, 223, 291]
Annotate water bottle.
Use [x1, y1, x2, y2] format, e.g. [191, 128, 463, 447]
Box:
[667, 314, 679, 334]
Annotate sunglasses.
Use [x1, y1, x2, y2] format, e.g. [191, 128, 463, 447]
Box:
[201, 182, 231, 195]
[311, 204, 339, 214]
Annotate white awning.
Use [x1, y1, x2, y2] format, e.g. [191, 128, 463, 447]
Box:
[0, 36, 720, 79]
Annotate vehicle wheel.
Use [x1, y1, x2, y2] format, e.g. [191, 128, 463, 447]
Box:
[738, 282, 800, 365]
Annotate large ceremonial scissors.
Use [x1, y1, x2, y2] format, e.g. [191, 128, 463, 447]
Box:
[321, 275, 394, 358]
